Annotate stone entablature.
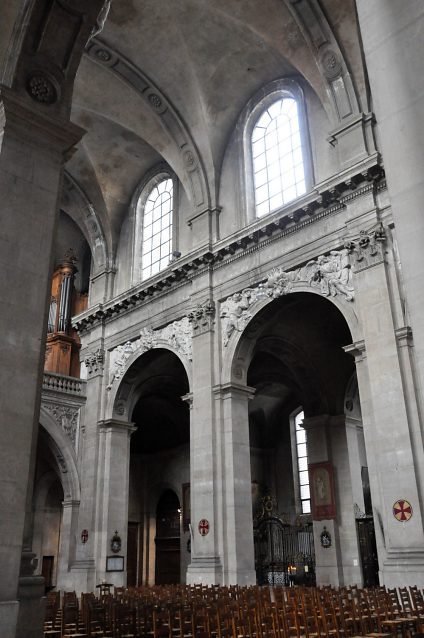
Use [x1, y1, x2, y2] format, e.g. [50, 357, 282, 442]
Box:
[73, 164, 385, 335]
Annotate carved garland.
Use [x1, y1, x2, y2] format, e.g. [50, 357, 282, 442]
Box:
[220, 227, 386, 346]
[108, 317, 192, 388]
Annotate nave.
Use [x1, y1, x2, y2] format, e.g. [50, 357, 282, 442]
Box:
[44, 584, 424, 638]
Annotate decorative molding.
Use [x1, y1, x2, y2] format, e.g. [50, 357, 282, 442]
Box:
[72, 165, 385, 335]
[345, 224, 386, 272]
[188, 300, 215, 335]
[220, 248, 354, 346]
[84, 348, 105, 375]
[107, 317, 192, 388]
[42, 401, 80, 448]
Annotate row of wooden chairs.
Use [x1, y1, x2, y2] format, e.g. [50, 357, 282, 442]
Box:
[44, 584, 424, 638]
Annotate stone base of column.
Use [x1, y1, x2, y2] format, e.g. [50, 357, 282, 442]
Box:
[69, 559, 96, 593]
[224, 568, 257, 586]
[0, 600, 19, 638]
[186, 556, 223, 585]
[15, 576, 45, 638]
[382, 549, 424, 587]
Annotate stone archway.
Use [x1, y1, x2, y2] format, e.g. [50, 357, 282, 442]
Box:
[96, 347, 190, 587]
[220, 291, 368, 586]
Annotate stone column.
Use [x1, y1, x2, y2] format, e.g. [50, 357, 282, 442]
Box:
[344, 231, 424, 585]
[96, 419, 135, 587]
[0, 88, 84, 638]
[186, 300, 223, 584]
[356, 1, 424, 446]
[303, 415, 342, 585]
[56, 500, 80, 590]
[214, 383, 256, 585]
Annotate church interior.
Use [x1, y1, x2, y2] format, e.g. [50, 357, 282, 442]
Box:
[1, 1, 424, 637]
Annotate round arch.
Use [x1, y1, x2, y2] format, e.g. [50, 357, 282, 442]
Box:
[39, 407, 81, 503]
[222, 286, 361, 386]
[106, 343, 192, 422]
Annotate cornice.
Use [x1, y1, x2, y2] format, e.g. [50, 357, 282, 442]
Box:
[73, 164, 385, 335]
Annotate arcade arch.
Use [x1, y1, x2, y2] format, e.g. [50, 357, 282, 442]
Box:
[227, 292, 372, 586]
[113, 348, 190, 586]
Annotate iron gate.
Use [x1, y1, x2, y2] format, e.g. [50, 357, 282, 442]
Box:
[254, 496, 315, 586]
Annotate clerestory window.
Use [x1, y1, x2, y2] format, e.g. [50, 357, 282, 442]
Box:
[134, 171, 175, 282]
[239, 80, 312, 224]
[252, 97, 306, 217]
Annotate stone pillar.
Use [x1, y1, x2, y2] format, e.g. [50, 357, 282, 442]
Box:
[0, 88, 84, 638]
[186, 300, 222, 584]
[356, 1, 424, 449]
[56, 500, 80, 590]
[344, 231, 424, 585]
[303, 415, 342, 586]
[71, 347, 105, 592]
[214, 383, 256, 585]
[95, 419, 135, 587]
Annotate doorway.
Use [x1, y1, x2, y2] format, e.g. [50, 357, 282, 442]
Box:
[155, 490, 181, 584]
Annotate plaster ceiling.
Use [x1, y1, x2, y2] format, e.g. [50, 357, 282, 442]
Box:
[63, 0, 366, 253]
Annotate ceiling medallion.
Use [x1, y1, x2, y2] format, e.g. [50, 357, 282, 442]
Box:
[321, 49, 342, 80]
[95, 49, 112, 62]
[26, 73, 58, 104]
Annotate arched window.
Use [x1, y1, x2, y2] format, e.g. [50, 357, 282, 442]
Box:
[292, 409, 311, 514]
[252, 98, 306, 217]
[239, 80, 312, 223]
[135, 173, 175, 281]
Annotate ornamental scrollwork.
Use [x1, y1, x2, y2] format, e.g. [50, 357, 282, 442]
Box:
[220, 248, 354, 346]
[42, 402, 80, 448]
[188, 300, 216, 334]
[84, 348, 105, 375]
[107, 317, 192, 388]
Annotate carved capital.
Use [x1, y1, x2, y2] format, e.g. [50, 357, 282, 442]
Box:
[345, 224, 386, 272]
[188, 299, 216, 335]
[84, 347, 105, 375]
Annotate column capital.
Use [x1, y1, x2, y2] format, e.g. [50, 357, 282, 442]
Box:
[181, 392, 193, 407]
[98, 419, 136, 435]
[62, 499, 80, 509]
[344, 339, 366, 362]
[213, 382, 256, 399]
[0, 85, 85, 157]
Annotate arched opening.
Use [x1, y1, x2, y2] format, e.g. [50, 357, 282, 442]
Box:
[32, 426, 65, 592]
[234, 292, 372, 586]
[126, 348, 190, 586]
[155, 489, 181, 585]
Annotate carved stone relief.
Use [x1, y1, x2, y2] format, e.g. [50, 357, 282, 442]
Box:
[220, 248, 354, 346]
[42, 402, 80, 448]
[108, 317, 192, 388]
[84, 348, 104, 375]
[345, 225, 386, 272]
[188, 300, 216, 335]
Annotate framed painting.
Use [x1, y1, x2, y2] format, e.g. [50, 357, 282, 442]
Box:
[309, 461, 336, 520]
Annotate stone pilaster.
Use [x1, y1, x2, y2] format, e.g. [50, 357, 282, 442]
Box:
[356, 1, 424, 448]
[56, 500, 80, 590]
[186, 299, 222, 584]
[213, 383, 256, 585]
[95, 419, 136, 587]
[344, 233, 424, 584]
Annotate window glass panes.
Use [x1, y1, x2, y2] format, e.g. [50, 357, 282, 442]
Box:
[295, 410, 310, 514]
[252, 98, 306, 217]
[141, 178, 173, 280]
